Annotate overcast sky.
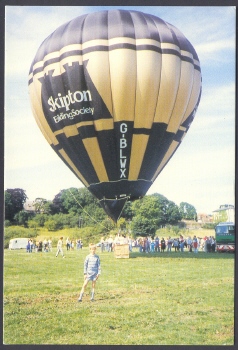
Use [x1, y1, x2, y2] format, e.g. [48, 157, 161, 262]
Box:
[5, 5, 236, 215]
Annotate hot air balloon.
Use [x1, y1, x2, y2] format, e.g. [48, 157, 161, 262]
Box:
[28, 9, 202, 222]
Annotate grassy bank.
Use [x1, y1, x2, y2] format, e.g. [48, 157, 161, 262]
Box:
[3, 246, 234, 345]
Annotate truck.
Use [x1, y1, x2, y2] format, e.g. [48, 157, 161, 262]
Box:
[215, 222, 235, 252]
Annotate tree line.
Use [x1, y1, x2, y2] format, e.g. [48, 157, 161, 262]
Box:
[4, 187, 197, 236]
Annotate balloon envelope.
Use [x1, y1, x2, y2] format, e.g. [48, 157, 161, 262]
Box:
[28, 9, 202, 222]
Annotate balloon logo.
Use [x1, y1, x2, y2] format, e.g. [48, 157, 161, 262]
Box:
[28, 10, 202, 222]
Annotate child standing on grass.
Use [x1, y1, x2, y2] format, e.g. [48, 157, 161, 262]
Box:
[78, 244, 101, 302]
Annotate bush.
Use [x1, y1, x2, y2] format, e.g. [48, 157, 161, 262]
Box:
[44, 220, 58, 231]
[202, 223, 216, 229]
[4, 220, 11, 227]
[4, 226, 37, 249]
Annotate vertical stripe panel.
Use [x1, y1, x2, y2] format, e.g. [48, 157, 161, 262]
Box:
[29, 78, 59, 146]
[129, 49, 162, 180]
[154, 52, 181, 123]
[85, 51, 113, 117]
[82, 138, 109, 182]
[109, 46, 137, 122]
[128, 134, 149, 179]
[134, 50, 161, 128]
[181, 70, 202, 124]
[166, 60, 194, 133]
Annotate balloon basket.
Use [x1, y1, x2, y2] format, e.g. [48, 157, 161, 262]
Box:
[114, 244, 129, 259]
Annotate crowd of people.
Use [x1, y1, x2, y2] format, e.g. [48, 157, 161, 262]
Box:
[25, 233, 216, 254]
[26, 237, 83, 253]
[99, 234, 217, 254]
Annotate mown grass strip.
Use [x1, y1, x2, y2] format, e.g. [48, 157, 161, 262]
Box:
[3, 248, 234, 345]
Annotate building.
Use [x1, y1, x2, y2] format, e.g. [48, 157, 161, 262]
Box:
[23, 201, 36, 213]
[212, 204, 235, 223]
[197, 213, 213, 224]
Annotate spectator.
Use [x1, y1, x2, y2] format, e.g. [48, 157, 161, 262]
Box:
[48, 239, 52, 252]
[167, 237, 173, 252]
[193, 235, 198, 253]
[154, 236, 160, 252]
[26, 240, 31, 253]
[161, 237, 166, 252]
[173, 239, 179, 252]
[66, 237, 71, 251]
[150, 240, 155, 253]
[108, 236, 113, 252]
[180, 239, 185, 252]
[206, 237, 211, 253]
[56, 237, 65, 258]
[187, 236, 192, 252]
[100, 237, 105, 252]
[211, 236, 216, 252]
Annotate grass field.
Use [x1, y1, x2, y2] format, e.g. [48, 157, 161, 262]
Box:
[3, 246, 234, 345]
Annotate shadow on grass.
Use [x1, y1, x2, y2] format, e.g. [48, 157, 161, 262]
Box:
[129, 251, 235, 260]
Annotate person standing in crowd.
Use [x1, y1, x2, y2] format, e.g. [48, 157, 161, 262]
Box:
[150, 239, 155, 253]
[179, 237, 185, 252]
[78, 243, 101, 302]
[29, 239, 33, 252]
[138, 238, 143, 253]
[56, 237, 65, 258]
[211, 236, 216, 252]
[43, 238, 48, 252]
[161, 237, 166, 252]
[108, 236, 114, 252]
[193, 235, 198, 253]
[187, 236, 192, 252]
[66, 237, 71, 251]
[146, 237, 150, 253]
[167, 237, 173, 252]
[38, 241, 43, 252]
[128, 236, 133, 252]
[143, 237, 147, 252]
[173, 238, 179, 252]
[100, 237, 105, 252]
[48, 238, 52, 252]
[206, 236, 211, 252]
[26, 240, 31, 253]
[155, 236, 160, 252]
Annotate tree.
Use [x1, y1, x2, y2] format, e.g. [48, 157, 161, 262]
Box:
[179, 202, 197, 220]
[4, 188, 28, 221]
[53, 187, 98, 215]
[34, 198, 56, 215]
[131, 194, 165, 236]
[44, 219, 58, 231]
[52, 191, 68, 214]
[4, 191, 14, 221]
[166, 200, 182, 224]
[131, 193, 182, 237]
[121, 201, 134, 220]
[34, 198, 48, 213]
[14, 210, 34, 227]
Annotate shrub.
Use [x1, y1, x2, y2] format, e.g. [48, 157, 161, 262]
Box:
[44, 220, 58, 231]
[202, 223, 216, 229]
[4, 226, 37, 249]
[4, 220, 11, 227]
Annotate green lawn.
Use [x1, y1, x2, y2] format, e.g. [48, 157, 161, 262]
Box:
[3, 247, 234, 345]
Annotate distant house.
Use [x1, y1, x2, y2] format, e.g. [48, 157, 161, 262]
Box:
[23, 201, 36, 213]
[212, 204, 235, 223]
[197, 213, 213, 224]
